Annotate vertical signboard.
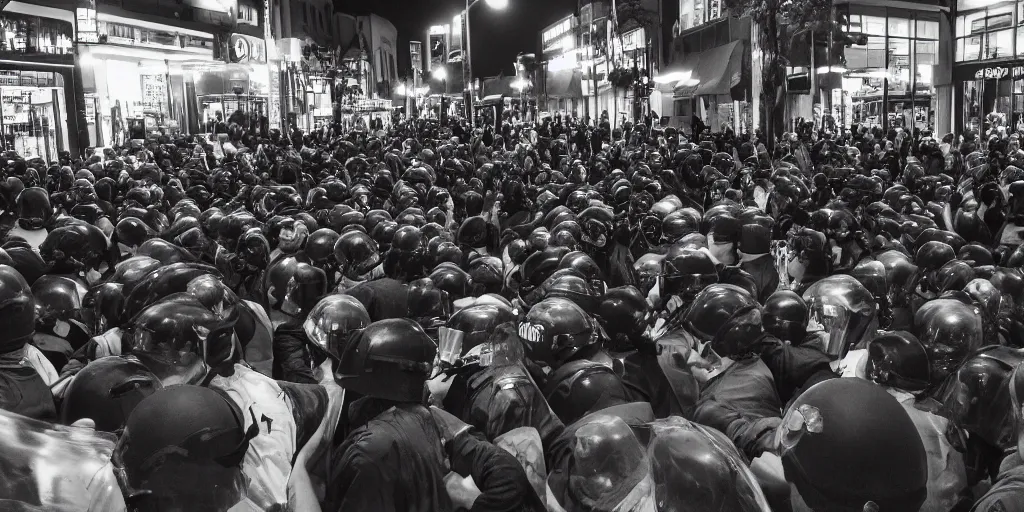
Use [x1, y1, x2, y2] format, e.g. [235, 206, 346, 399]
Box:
[410, 41, 423, 88]
[449, 14, 463, 63]
[428, 25, 448, 73]
[76, 0, 98, 43]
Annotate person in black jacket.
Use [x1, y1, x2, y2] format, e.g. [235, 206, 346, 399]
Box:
[330, 319, 544, 512]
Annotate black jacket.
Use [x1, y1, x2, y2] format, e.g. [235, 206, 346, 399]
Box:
[758, 334, 837, 406]
[345, 278, 410, 321]
[329, 400, 543, 512]
[271, 325, 316, 384]
[443, 364, 565, 452]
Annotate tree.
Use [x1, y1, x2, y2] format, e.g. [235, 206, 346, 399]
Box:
[723, 0, 833, 147]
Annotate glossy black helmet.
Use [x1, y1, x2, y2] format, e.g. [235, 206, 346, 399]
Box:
[865, 331, 931, 392]
[518, 297, 598, 367]
[446, 304, 516, 354]
[680, 284, 757, 342]
[0, 265, 35, 353]
[334, 318, 437, 402]
[59, 355, 162, 432]
[334, 230, 381, 279]
[779, 379, 927, 512]
[302, 294, 372, 361]
[543, 360, 632, 425]
[763, 290, 809, 344]
[263, 253, 327, 318]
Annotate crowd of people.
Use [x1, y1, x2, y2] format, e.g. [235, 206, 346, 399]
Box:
[0, 109, 1022, 512]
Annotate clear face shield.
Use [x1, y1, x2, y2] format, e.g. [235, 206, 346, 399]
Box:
[0, 408, 121, 511]
[125, 321, 234, 387]
[567, 415, 656, 512]
[646, 416, 772, 512]
[806, 302, 853, 359]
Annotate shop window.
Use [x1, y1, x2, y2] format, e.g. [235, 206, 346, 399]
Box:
[889, 38, 911, 93]
[888, 17, 910, 38]
[862, 15, 886, 36]
[956, 2, 1023, 61]
[916, 20, 939, 40]
[989, 28, 1014, 58]
[238, 4, 258, 26]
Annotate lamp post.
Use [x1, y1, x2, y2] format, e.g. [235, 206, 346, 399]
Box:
[462, 0, 507, 125]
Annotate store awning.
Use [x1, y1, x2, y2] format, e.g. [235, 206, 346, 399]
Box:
[693, 41, 743, 96]
[654, 51, 700, 93]
[546, 68, 583, 98]
[671, 40, 744, 97]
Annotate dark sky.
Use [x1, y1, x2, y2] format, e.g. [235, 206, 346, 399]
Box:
[336, 0, 577, 78]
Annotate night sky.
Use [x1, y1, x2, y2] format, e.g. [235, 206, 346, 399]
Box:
[335, 0, 577, 78]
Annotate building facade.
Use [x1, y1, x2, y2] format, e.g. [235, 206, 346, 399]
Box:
[952, 0, 1024, 135]
[0, 1, 76, 158]
[539, 14, 582, 116]
[536, 0, 661, 126]
[75, 0, 273, 145]
[660, 2, 750, 134]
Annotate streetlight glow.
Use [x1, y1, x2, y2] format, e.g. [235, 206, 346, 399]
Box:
[432, 67, 447, 81]
[485, 0, 508, 9]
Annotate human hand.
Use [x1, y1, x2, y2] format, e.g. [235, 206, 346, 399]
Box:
[444, 472, 482, 511]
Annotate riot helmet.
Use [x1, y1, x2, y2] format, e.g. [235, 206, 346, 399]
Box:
[334, 318, 437, 402]
[59, 355, 162, 432]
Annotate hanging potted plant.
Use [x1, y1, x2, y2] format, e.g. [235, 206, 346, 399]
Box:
[608, 67, 636, 127]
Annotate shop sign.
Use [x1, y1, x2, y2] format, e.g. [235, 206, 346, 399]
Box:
[973, 67, 1018, 80]
[229, 34, 267, 64]
[0, 70, 19, 87]
[76, 5, 98, 42]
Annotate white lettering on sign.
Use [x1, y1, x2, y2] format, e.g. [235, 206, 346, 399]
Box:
[975, 67, 1009, 80]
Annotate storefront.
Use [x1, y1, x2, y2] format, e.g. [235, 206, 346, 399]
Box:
[833, 5, 942, 132]
[0, 3, 77, 158]
[662, 17, 751, 135]
[191, 34, 271, 133]
[953, 0, 1024, 135]
[77, 12, 220, 144]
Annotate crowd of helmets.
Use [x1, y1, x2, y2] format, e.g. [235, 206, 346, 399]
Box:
[0, 114, 1023, 512]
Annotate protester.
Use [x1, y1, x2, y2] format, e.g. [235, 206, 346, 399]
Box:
[0, 108, 1018, 512]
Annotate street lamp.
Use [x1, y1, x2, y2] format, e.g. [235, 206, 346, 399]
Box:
[432, 67, 448, 81]
[462, 0, 508, 123]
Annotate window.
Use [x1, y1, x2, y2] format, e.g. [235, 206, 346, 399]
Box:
[916, 20, 939, 39]
[955, 0, 1024, 61]
[238, 4, 258, 26]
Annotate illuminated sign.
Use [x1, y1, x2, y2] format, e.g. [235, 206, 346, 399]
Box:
[429, 25, 449, 36]
[229, 34, 267, 63]
[429, 32, 446, 71]
[543, 17, 574, 45]
[77, 6, 97, 42]
[973, 67, 1023, 80]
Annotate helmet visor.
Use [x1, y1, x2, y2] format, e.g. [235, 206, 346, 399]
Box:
[807, 303, 852, 359]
